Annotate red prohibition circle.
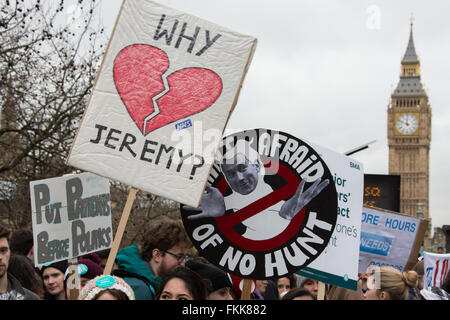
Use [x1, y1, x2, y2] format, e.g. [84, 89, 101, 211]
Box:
[215, 159, 306, 252]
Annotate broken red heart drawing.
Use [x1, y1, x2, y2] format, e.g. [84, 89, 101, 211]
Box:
[113, 44, 223, 136]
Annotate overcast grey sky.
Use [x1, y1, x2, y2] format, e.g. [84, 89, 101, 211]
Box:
[94, 0, 450, 230]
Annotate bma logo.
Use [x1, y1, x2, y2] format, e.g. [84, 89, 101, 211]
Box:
[350, 162, 360, 170]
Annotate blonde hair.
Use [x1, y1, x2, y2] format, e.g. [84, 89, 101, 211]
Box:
[377, 266, 418, 300]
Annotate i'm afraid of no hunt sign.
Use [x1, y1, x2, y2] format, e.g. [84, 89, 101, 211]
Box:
[67, 0, 256, 207]
[181, 129, 338, 279]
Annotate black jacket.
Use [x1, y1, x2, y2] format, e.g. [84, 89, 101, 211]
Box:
[0, 274, 40, 300]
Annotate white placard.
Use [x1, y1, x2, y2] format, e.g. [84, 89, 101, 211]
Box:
[424, 252, 450, 288]
[67, 0, 257, 207]
[182, 129, 339, 280]
[30, 173, 112, 266]
[297, 143, 364, 290]
[359, 206, 422, 273]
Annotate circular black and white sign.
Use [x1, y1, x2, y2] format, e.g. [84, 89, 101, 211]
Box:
[182, 129, 337, 279]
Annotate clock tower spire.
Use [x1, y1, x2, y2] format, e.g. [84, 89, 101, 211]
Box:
[387, 21, 432, 221]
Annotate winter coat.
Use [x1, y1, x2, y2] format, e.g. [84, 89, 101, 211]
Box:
[0, 274, 40, 300]
[114, 244, 161, 300]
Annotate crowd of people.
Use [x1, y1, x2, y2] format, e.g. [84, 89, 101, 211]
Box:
[1, 222, 449, 301]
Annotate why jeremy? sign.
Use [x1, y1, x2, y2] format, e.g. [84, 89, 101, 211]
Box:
[182, 129, 338, 279]
[67, 0, 256, 206]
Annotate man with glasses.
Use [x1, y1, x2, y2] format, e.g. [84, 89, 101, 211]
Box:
[113, 218, 192, 300]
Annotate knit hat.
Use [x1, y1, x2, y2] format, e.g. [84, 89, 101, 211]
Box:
[41, 260, 68, 276]
[77, 253, 104, 280]
[186, 259, 232, 292]
[78, 275, 135, 300]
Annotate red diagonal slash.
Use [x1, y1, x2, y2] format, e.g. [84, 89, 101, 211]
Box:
[215, 160, 306, 252]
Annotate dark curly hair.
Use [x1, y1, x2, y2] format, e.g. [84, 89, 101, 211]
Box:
[156, 266, 207, 300]
[141, 218, 192, 261]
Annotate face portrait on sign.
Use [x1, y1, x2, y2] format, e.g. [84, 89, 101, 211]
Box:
[181, 129, 338, 280]
[221, 140, 262, 195]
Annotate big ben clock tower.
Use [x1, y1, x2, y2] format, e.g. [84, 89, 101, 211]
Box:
[387, 22, 432, 221]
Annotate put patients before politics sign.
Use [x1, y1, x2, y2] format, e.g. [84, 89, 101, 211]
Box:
[30, 173, 112, 267]
[181, 129, 338, 280]
[67, 0, 257, 207]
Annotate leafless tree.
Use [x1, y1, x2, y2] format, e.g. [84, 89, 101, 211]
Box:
[0, 0, 107, 228]
[0, 0, 181, 234]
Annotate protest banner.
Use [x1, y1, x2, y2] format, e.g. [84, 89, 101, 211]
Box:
[30, 173, 112, 267]
[296, 143, 364, 290]
[424, 251, 450, 288]
[181, 128, 338, 281]
[358, 206, 428, 274]
[67, 0, 257, 208]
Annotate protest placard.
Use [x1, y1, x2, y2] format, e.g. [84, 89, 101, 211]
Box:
[30, 173, 112, 267]
[181, 129, 338, 280]
[296, 143, 364, 290]
[424, 251, 450, 288]
[67, 0, 257, 207]
[358, 206, 428, 274]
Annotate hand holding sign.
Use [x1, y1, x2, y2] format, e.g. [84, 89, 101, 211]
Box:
[279, 178, 330, 220]
[184, 185, 225, 220]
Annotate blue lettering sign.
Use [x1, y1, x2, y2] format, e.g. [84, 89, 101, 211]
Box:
[360, 232, 392, 256]
[175, 119, 193, 131]
[384, 218, 416, 233]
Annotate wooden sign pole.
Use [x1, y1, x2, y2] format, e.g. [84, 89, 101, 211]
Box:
[67, 257, 80, 300]
[317, 281, 326, 300]
[241, 279, 253, 300]
[405, 218, 429, 270]
[103, 187, 137, 275]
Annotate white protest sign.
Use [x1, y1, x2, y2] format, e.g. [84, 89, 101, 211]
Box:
[296, 143, 364, 290]
[424, 252, 450, 288]
[30, 173, 112, 267]
[181, 129, 338, 280]
[67, 0, 257, 207]
[358, 206, 427, 273]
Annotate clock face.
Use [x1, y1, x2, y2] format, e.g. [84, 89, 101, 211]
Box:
[396, 113, 418, 135]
